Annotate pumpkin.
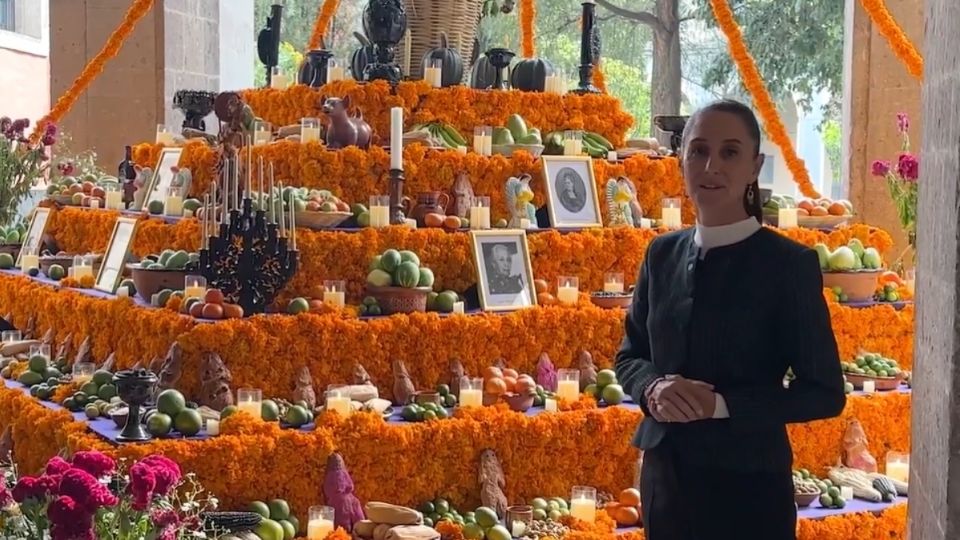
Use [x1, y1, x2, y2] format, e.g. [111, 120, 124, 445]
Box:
[350, 32, 377, 81]
[420, 32, 465, 87]
[470, 56, 499, 89]
[510, 58, 556, 92]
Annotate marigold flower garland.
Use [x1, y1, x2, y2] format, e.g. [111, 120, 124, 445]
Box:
[858, 0, 923, 79]
[30, 0, 156, 141]
[307, 0, 342, 51]
[707, 0, 819, 199]
[519, 0, 536, 57]
[592, 61, 607, 93]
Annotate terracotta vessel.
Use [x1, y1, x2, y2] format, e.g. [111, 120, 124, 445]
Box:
[404, 191, 450, 226]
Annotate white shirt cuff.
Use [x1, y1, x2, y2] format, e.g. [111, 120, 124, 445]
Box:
[713, 394, 730, 418]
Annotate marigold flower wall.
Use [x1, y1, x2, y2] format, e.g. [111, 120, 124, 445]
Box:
[0, 382, 910, 532]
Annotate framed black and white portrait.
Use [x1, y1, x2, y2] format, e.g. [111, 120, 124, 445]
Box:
[470, 230, 538, 312]
[541, 156, 602, 228]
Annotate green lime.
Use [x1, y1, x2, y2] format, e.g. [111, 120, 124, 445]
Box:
[287, 297, 310, 314]
[92, 370, 113, 386]
[463, 523, 485, 540]
[601, 384, 625, 405]
[81, 381, 100, 396]
[98, 384, 117, 400]
[254, 518, 285, 540]
[486, 525, 511, 540]
[248, 501, 271, 518]
[422, 410, 437, 421]
[84, 404, 100, 419]
[474, 507, 498, 529]
[146, 413, 173, 436]
[419, 501, 436, 515]
[436, 383, 450, 396]
[220, 405, 238, 419]
[530, 497, 548, 510]
[284, 405, 310, 427]
[261, 400, 281, 421]
[434, 499, 450, 514]
[401, 405, 420, 422]
[423, 517, 434, 528]
[268, 499, 290, 520]
[174, 409, 202, 436]
[287, 516, 300, 534]
[28, 354, 48, 373]
[156, 389, 186, 417]
[443, 394, 457, 408]
[596, 369, 617, 386]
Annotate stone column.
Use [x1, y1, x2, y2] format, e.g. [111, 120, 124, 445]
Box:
[49, 0, 253, 168]
[842, 0, 924, 264]
[912, 0, 960, 537]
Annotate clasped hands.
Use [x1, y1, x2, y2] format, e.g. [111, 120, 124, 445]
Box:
[646, 374, 718, 423]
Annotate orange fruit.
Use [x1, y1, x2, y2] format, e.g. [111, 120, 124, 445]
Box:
[534, 279, 549, 294]
[515, 377, 536, 394]
[483, 366, 503, 380]
[502, 368, 519, 379]
[502, 376, 517, 392]
[204, 289, 225, 305]
[619, 488, 641, 506]
[222, 303, 244, 319]
[201, 303, 224, 320]
[538, 293, 557, 306]
[879, 271, 903, 286]
[810, 206, 829, 217]
[827, 202, 847, 216]
[484, 377, 507, 395]
[610, 505, 639, 526]
[797, 200, 815, 212]
[797, 208, 810, 216]
[189, 302, 205, 318]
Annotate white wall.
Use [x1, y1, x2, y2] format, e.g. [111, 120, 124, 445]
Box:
[219, 0, 254, 92]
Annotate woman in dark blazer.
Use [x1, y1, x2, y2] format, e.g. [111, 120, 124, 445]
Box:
[615, 100, 846, 540]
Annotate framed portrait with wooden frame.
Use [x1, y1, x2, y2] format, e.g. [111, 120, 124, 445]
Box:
[140, 147, 184, 211]
[541, 155, 602, 228]
[95, 217, 140, 294]
[469, 229, 538, 312]
[16, 207, 52, 267]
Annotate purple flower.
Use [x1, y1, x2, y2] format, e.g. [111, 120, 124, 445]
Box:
[897, 112, 910, 134]
[871, 160, 891, 177]
[897, 153, 919, 181]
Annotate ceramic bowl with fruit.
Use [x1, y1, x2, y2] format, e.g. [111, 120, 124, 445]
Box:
[365, 248, 436, 314]
[590, 291, 632, 309]
[127, 249, 199, 301]
[763, 195, 854, 229]
[817, 239, 883, 302]
[841, 352, 903, 391]
[289, 189, 354, 229]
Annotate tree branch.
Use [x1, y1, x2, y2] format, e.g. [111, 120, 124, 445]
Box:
[552, 12, 617, 34]
[594, 0, 666, 32]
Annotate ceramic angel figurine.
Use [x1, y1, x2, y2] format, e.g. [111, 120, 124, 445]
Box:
[130, 166, 152, 210]
[505, 174, 537, 229]
[606, 177, 635, 227]
[169, 166, 193, 198]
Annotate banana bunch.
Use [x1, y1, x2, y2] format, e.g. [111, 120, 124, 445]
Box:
[544, 131, 615, 158]
[409, 122, 469, 150]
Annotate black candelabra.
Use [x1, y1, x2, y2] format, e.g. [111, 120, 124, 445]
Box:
[361, 0, 408, 85]
[198, 152, 298, 315]
[257, 2, 284, 87]
[573, 0, 601, 94]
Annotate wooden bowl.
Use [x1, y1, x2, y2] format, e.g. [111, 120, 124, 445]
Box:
[503, 392, 536, 412]
[365, 286, 431, 315]
[49, 195, 76, 206]
[127, 264, 190, 301]
[482, 392, 501, 406]
[795, 492, 819, 508]
[822, 270, 881, 302]
[844, 372, 903, 391]
[590, 294, 632, 309]
[295, 210, 352, 230]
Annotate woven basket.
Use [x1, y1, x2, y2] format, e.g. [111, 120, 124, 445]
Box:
[406, 0, 484, 80]
[366, 286, 431, 314]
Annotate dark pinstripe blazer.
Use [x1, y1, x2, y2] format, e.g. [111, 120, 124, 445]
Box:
[615, 228, 846, 472]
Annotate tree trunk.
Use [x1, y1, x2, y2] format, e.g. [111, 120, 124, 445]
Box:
[650, 0, 682, 136]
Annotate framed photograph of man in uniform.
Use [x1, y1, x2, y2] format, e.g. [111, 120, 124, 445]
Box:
[470, 230, 538, 312]
[541, 155, 602, 228]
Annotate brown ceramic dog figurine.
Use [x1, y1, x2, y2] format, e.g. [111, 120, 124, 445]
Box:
[321, 96, 372, 150]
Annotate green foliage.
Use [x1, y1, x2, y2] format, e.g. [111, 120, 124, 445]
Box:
[821, 119, 842, 185]
[254, 41, 306, 88]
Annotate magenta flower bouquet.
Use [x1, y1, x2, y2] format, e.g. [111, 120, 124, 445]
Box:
[0, 117, 57, 226]
[871, 112, 918, 264]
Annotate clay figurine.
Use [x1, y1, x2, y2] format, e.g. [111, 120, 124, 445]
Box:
[0, 426, 11, 463]
[536, 353, 558, 392]
[321, 96, 372, 150]
[131, 166, 152, 210]
[40, 328, 55, 346]
[352, 362, 372, 385]
[157, 343, 183, 393]
[101, 352, 117, 372]
[842, 418, 878, 473]
[323, 453, 366, 531]
[392, 359, 416, 406]
[478, 449, 508, 518]
[22, 315, 36, 340]
[199, 352, 234, 411]
[448, 171, 476, 219]
[55, 333, 73, 363]
[505, 174, 537, 229]
[293, 366, 318, 410]
[214, 91, 254, 151]
[606, 177, 636, 227]
[448, 359, 466, 398]
[577, 350, 597, 391]
[148, 356, 164, 376]
[74, 336, 93, 367]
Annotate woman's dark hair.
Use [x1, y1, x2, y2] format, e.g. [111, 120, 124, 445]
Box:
[682, 99, 764, 223]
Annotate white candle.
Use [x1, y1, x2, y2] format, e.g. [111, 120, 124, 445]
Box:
[569, 498, 596, 523]
[459, 388, 482, 408]
[326, 66, 345, 84]
[469, 206, 491, 230]
[557, 286, 579, 305]
[116, 287, 129, 298]
[20, 253, 38, 272]
[453, 301, 465, 314]
[519, 218, 531, 230]
[326, 393, 352, 417]
[206, 419, 220, 436]
[308, 518, 333, 540]
[390, 107, 404, 171]
[607, 150, 618, 162]
[639, 218, 653, 229]
[402, 30, 412, 76]
[778, 207, 798, 229]
[323, 291, 345, 307]
[456, 145, 467, 154]
[661, 207, 682, 229]
[863, 380, 876, 394]
[404, 218, 417, 229]
[557, 379, 580, 401]
[165, 194, 183, 216]
[840, 486, 854, 500]
[603, 282, 624, 294]
[105, 190, 123, 210]
[886, 461, 909, 483]
[544, 398, 557, 412]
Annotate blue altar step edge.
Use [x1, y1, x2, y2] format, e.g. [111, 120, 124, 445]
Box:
[1, 377, 908, 521]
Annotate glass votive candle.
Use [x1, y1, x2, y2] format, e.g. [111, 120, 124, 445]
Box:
[29, 343, 50, 362]
[325, 386, 352, 417]
[906, 268, 916, 296]
[426, 58, 443, 87]
[323, 280, 346, 307]
[105, 184, 123, 210]
[368, 195, 390, 228]
[470, 196, 491, 230]
[19, 246, 38, 273]
[2, 330, 21, 343]
[72, 362, 95, 384]
[557, 368, 580, 401]
[155, 124, 175, 145]
[301, 117, 321, 144]
[270, 66, 290, 89]
[307, 505, 335, 540]
[507, 505, 533, 537]
[661, 197, 682, 229]
[184, 275, 207, 300]
[603, 272, 624, 294]
[885, 451, 909, 483]
[570, 486, 597, 523]
[326, 58, 345, 84]
[237, 388, 263, 419]
[557, 276, 580, 306]
[458, 377, 483, 408]
[563, 130, 583, 156]
[206, 418, 220, 436]
[777, 200, 798, 229]
[165, 186, 184, 217]
[473, 127, 487, 155]
[253, 120, 272, 145]
[72, 256, 93, 280]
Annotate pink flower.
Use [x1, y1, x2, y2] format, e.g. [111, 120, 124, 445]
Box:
[897, 112, 910, 134]
[0, 483, 13, 508]
[897, 153, 919, 181]
[48, 495, 95, 540]
[45, 456, 73, 475]
[138, 455, 181, 495]
[13, 474, 61, 502]
[128, 462, 157, 510]
[871, 160, 891, 177]
[58, 468, 117, 512]
[72, 451, 116, 478]
[151, 507, 182, 540]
